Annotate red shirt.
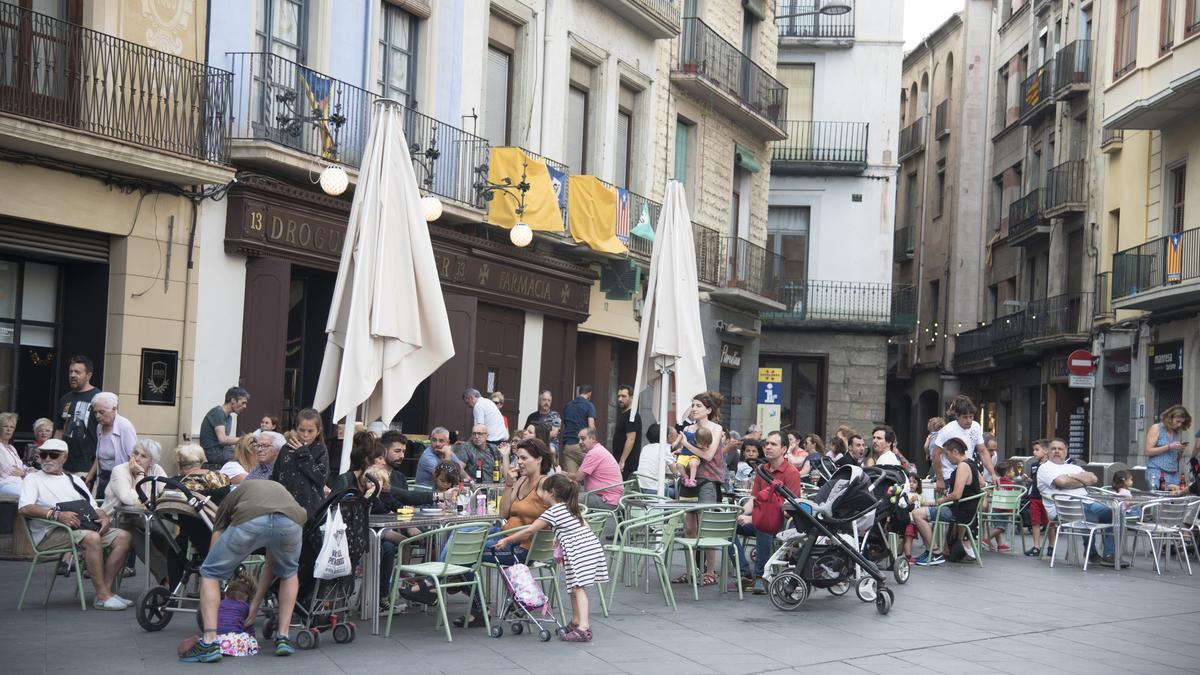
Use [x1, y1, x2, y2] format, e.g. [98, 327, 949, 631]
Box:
[751, 459, 802, 504]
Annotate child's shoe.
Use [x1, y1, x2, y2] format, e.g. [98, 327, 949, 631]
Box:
[682, 477, 697, 488]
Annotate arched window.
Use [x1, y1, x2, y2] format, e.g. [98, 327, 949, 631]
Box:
[945, 53, 954, 99]
[919, 73, 930, 117]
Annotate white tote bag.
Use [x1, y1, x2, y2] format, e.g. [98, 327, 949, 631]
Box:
[313, 505, 351, 580]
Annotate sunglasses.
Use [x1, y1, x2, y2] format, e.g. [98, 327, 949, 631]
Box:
[38, 450, 65, 460]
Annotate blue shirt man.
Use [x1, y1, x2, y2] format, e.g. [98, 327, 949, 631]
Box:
[414, 427, 455, 487]
[561, 387, 596, 446]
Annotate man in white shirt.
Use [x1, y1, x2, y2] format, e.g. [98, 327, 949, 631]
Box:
[17, 439, 133, 610]
[1037, 438, 1114, 563]
[463, 388, 507, 443]
[635, 423, 677, 496]
[932, 396, 998, 493]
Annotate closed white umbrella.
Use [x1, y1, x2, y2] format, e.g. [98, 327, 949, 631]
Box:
[630, 180, 707, 496]
[314, 99, 454, 473]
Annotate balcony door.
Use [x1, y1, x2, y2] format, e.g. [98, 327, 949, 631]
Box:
[0, 0, 83, 127]
[252, 0, 312, 154]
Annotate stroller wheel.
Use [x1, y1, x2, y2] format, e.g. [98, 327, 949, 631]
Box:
[490, 626, 504, 638]
[855, 576, 878, 603]
[555, 627, 568, 637]
[348, 624, 357, 642]
[893, 557, 911, 584]
[827, 579, 850, 596]
[875, 588, 894, 616]
[768, 572, 809, 611]
[135, 587, 173, 632]
[509, 622, 524, 635]
[295, 628, 319, 650]
[539, 629, 552, 642]
[332, 623, 353, 644]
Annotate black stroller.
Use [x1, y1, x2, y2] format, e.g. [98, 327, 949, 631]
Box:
[262, 487, 371, 649]
[760, 463, 909, 615]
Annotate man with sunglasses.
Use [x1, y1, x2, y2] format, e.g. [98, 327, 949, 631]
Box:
[18, 439, 133, 610]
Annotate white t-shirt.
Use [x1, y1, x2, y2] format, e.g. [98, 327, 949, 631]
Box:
[219, 461, 249, 482]
[473, 398, 508, 443]
[18, 470, 97, 545]
[1037, 460, 1088, 519]
[934, 421, 985, 479]
[875, 450, 902, 466]
[636, 442, 675, 493]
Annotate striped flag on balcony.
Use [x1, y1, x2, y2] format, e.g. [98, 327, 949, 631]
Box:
[1166, 232, 1183, 284]
[1024, 67, 1044, 106]
[616, 188, 630, 242]
[299, 67, 335, 159]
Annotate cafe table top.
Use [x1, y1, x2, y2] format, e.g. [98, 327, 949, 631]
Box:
[369, 511, 498, 530]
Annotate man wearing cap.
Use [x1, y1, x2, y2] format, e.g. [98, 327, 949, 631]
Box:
[17, 439, 134, 610]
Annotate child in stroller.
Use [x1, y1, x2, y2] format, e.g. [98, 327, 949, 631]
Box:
[759, 464, 910, 615]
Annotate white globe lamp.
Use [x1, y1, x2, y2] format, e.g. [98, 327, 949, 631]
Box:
[510, 222, 533, 247]
[319, 165, 349, 196]
[420, 195, 443, 222]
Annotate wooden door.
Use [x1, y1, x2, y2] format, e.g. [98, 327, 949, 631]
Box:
[427, 293, 477, 438]
[539, 316, 577, 415]
[239, 257, 291, 424]
[474, 304, 524, 431]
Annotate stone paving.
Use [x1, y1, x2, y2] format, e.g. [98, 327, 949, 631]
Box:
[2, 548, 1198, 674]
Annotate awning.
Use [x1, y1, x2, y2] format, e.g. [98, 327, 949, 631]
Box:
[735, 144, 761, 173]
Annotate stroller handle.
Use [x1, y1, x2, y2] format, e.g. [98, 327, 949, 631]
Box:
[135, 475, 196, 510]
[755, 462, 891, 527]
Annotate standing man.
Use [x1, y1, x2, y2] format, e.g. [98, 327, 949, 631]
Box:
[524, 389, 561, 430]
[180, 479, 305, 662]
[931, 396, 999, 494]
[561, 385, 596, 473]
[612, 385, 643, 479]
[200, 387, 249, 467]
[57, 355, 100, 482]
[463, 388, 506, 444]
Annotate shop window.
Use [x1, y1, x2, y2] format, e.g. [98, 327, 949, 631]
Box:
[0, 259, 62, 433]
[758, 356, 826, 437]
[766, 206, 809, 285]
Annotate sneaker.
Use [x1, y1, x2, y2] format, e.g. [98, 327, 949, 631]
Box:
[274, 636, 295, 657]
[112, 594, 135, 608]
[996, 544, 1010, 552]
[914, 551, 945, 566]
[179, 639, 222, 663]
[561, 627, 592, 642]
[1024, 547, 1041, 557]
[963, 544, 977, 560]
[93, 596, 127, 611]
[752, 577, 766, 595]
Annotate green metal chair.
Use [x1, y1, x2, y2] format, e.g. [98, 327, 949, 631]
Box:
[17, 517, 91, 611]
[581, 510, 612, 617]
[604, 510, 683, 611]
[673, 505, 744, 600]
[978, 484, 1028, 553]
[930, 491, 987, 568]
[385, 523, 493, 641]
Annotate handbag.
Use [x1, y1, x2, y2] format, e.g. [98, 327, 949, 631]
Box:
[313, 505, 351, 580]
[58, 474, 102, 532]
[751, 479, 786, 534]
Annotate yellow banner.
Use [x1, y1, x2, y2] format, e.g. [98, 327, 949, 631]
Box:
[758, 367, 783, 383]
[487, 148, 563, 232]
[567, 175, 627, 254]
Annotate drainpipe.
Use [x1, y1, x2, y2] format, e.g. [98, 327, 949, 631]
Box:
[175, 194, 199, 449]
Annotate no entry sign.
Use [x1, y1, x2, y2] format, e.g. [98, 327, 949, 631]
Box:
[1067, 350, 1095, 376]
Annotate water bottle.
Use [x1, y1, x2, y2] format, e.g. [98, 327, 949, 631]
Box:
[476, 492, 487, 514]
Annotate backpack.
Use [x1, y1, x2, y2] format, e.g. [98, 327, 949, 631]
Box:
[502, 563, 549, 613]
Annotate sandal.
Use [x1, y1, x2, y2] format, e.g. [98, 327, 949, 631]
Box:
[671, 574, 691, 584]
[452, 613, 485, 628]
[700, 573, 718, 587]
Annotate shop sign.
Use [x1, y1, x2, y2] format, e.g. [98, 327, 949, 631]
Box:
[139, 348, 178, 406]
[226, 185, 348, 271]
[1148, 341, 1184, 381]
[719, 342, 743, 369]
[1104, 348, 1131, 384]
[433, 248, 590, 318]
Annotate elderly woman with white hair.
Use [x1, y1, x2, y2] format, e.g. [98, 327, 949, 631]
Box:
[24, 416, 54, 465]
[246, 431, 285, 481]
[92, 391, 138, 497]
[0, 411, 26, 499]
[102, 439, 168, 513]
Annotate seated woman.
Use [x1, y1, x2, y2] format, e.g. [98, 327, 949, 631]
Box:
[102, 439, 167, 512]
[910, 437, 982, 566]
[219, 436, 257, 486]
[330, 432, 386, 494]
[164, 444, 232, 588]
[0, 411, 27, 499]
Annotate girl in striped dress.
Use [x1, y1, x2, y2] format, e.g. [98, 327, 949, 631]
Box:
[498, 474, 608, 642]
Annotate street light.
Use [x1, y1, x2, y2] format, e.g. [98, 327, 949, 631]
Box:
[777, 1, 852, 20]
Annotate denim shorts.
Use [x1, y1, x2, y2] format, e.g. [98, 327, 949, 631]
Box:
[928, 505, 956, 523]
[201, 513, 302, 580]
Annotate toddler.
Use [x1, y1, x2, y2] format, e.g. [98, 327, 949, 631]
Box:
[985, 461, 1016, 551]
[901, 473, 923, 563]
[675, 427, 711, 488]
[215, 580, 259, 657]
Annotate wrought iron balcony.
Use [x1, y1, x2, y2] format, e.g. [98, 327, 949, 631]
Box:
[771, 120, 868, 174]
[1101, 128, 1124, 152]
[898, 116, 926, 160]
[763, 281, 916, 334]
[403, 106, 490, 209]
[1045, 160, 1086, 216]
[991, 310, 1027, 354]
[0, 3, 232, 165]
[893, 226, 915, 262]
[1054, 40, 1092, 99]
[934, 99, 950, 139]
[673, 17, 788, 140]
[693, 227, 784, 307]
[1018, 59, 1055, 124]
[1024, 291, 1093, 344]
[596, 177, 659, 259]
[777, 1, 855, 41]
[595, 0, 681, 38]
[952, 323, 995, 372]
[1093, 271, 1113, 318]
[1005, 189, 1049, 245]
[1112, 226, 1200, 311]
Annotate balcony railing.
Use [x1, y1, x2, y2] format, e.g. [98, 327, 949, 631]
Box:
[953, 323, 994, 370]
[764, 281, 916, 334]
[893, 226, 914, 262]
[1094, 271, 1112, 317]
[228, 52, 373, 168]
[1007, 188, 1046, 240]
[598, 177, 660, 259]
[677, 17, 787, 127]
[1025, 291, 1092, 341]
[1018, 59, 1055, 121]
[777, 1, 855, 39]
[1112, 227, 1200, 300]
[1045, 160, 1085, 213]
[597, 0, 681, 38]
[934, 99, 949, 138]
[1101, 128, 1124, 150]
[1054, 40, 1092, 97]
[403, 106, 489, 209]
[0, 3, 232, 162]
[693, 227, 783, 300]
[992, 310, 1027, 353]
[771, 120, 868, 172]
[898, 116, 926, 159]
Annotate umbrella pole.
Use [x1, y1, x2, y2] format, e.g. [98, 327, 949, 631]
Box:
[339, 407, 356, 475]
[656, 357, 673, 498]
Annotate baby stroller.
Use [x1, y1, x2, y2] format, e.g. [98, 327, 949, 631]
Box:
[132, 476, 222, 632]
[491, 544, 568, 642]
[759, 464, 908, 615]
[262, 486, 371, 649]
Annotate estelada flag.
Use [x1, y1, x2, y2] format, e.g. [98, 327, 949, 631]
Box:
[1166, 232, 1183, 284]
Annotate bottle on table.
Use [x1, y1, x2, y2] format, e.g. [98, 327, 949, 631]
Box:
[456, 482, 469, 513]
[476, 492, 487, 515]
[475, 459, 483, 483]
[1158, 476, 1166, 491]
[492, 462, 501, 483]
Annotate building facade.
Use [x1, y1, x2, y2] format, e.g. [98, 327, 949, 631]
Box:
[888, 0, 994, 468]
[1091, 0, 1200, 469]
[764, 0, 910, 440]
